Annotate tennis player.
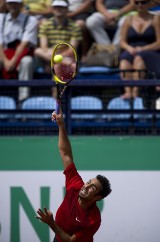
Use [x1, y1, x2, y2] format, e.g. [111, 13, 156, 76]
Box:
[36, 110, 112, 242]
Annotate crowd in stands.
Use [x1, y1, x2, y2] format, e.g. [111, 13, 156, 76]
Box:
[0, 0, 160, 110]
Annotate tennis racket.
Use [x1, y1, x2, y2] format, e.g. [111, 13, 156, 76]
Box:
[51, 42, 78, 114]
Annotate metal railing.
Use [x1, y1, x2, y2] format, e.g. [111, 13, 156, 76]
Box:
[0, 76, 160, 135]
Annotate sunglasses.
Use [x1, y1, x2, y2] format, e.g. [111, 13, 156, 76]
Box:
[135, 1, 148, 5]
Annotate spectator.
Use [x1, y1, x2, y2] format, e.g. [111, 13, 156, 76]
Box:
[0, 0, 7, 13]
[67, 0, 95, 63]
[34, 0, 82, 73]
[120, 0, 160, 99]
[22, 0, 53, 23]
[0, 0, 38, 102]
[86, 0, 135, 45]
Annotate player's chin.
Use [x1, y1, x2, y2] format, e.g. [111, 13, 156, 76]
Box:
[79, 190, 88, 198]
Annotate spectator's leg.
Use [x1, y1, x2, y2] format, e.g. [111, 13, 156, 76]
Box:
[34, 48, 52, 74]
[112, 15, 127, 45]
[133, 55, 146, 80]
[86, 12, 111, 44]
[133, 55, 146, 98]
[18, 56, 34, 101]
[120, 59, 133, 99]
[34, 48, 52, 62]
[76, 19, 93, 63]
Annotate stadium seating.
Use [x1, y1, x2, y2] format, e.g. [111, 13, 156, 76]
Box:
[106, 97, 151, 120]
[0, 96, 16, 119]
[21, 96, 56, 119]
[71, 96, 103, 120]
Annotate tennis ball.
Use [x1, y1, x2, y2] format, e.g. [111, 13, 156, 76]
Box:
[54, 54, 63, 63]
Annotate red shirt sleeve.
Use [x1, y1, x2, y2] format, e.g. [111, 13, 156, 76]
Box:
[63, 163, 84, 191]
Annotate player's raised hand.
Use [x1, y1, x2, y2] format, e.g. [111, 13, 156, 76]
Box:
[36, 208, 54, 226]
[51, 110, 64, 126]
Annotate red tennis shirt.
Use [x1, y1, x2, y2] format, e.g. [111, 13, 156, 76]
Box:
[55, 163, 101, 242]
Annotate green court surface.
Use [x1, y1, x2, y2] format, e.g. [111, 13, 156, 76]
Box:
[0, 136, 160, 171]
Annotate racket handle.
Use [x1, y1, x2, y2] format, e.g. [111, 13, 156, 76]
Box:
[55, 101, 60, 114]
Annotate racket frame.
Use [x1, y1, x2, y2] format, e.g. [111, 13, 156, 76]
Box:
[51, 42, 78, 114]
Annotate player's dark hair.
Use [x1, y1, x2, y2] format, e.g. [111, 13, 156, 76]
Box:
[96, 175, 112, 198]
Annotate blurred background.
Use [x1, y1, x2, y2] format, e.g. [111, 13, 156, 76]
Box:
[0, 0, 160, 241]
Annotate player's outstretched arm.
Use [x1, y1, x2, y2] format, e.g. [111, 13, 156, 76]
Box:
[36, 208, 76, 242]
[52, 111, 73, 170]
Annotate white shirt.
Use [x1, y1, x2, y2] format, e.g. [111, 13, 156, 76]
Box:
[68, 0, 94, 12]
[0, 12, 38, 47]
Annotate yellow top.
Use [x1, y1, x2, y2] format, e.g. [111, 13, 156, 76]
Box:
[23, 0, 52, 13]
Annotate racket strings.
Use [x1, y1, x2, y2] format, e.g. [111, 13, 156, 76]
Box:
[53, 45, 77, 82]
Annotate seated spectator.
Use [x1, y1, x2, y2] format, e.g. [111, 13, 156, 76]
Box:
[34, 0, 82, 73]
[67, 0, 95, 62]
[22, 0, 53, 23]
[0, 0, 7, 13]
[0, 0, 38, 101]
[86, 0, 135, 45]
[119, 0, 160, 99]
